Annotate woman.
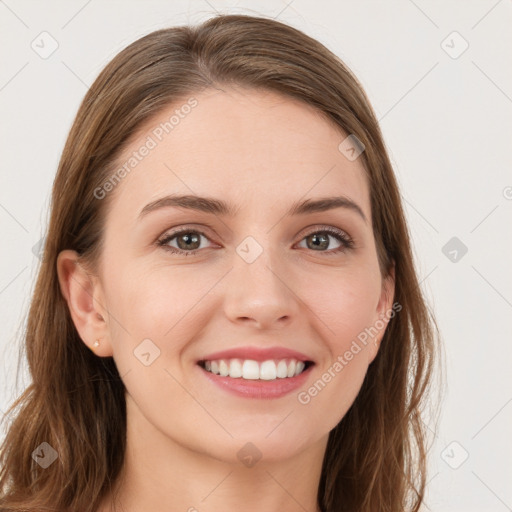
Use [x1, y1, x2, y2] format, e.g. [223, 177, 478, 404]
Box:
[0, 13, 440, 512]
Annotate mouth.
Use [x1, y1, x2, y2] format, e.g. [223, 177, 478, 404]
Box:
[196, 357, 316, 400]
[197, 358, 315, 380]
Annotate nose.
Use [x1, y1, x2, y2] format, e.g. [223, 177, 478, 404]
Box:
[222, 246, 300, 330]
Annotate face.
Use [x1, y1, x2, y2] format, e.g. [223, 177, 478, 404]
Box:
[60, 86, 394, 464]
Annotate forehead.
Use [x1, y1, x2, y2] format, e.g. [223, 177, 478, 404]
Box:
[108, 87, 370, 223]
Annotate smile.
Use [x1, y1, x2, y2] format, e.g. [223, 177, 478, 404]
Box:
[199, 358, 313, 380]
[197, 358, 315, 399]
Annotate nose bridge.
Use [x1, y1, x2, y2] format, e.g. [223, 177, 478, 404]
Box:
[223, 232, 298, 327]
[235, 231, 285, 283]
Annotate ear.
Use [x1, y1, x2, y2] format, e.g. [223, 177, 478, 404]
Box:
[368, 262, 396, 364]
[56, 249, 113, 357]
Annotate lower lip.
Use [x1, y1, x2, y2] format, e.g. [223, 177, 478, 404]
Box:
[197, 363, 314, 399]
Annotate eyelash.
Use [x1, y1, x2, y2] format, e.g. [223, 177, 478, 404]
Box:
[156, 226, 355, 257]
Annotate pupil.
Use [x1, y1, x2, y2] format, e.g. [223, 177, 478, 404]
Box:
[310, 233, 328, 250]
[179, 233, 199, 250]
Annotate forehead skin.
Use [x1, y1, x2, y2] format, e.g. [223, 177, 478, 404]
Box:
[102, 86, 373, 260]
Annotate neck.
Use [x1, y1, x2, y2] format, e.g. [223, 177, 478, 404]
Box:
[98, 394, 327, 512]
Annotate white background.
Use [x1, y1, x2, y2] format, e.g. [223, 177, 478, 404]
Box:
[1, 1, 511, 511]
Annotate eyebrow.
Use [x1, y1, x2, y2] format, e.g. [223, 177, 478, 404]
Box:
[139, 194, 367, 223]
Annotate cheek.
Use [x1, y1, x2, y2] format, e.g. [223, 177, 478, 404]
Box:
[103, 263, 217, 354]
[293, 267, 380, 426]
[306, 266, 381, 349]
[100, 266, 205, 413]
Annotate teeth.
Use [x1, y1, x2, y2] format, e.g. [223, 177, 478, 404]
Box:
[229, 358, 243, 378]
[260, 360, 277, 380]
[276, 360, 288, 378]
[242, 360, 260, 379]
[218, 360, 229, 377]
[201, 358, 310, 380]
[287, 359, 296, 377]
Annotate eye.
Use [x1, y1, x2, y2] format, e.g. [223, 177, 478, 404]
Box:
[296, 226, 354, 255]
[156, 225, 354, 257]
[157, 228, 213, 256]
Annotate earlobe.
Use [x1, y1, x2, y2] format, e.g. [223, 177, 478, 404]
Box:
[56, 250, 113, 357]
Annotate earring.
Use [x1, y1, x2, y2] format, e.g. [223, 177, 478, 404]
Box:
[92, 339, 100, 349]
[374, 338, 379, 348]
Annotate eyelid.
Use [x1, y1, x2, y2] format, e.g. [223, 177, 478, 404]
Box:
[156, 222, 214, 240]
[157, 223, 352, 239]
[300, 224, 350, 238]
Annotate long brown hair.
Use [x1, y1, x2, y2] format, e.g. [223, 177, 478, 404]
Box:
[0, 13, 441, 512]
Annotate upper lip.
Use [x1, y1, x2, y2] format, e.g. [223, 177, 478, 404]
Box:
[198, 346, 315, 363]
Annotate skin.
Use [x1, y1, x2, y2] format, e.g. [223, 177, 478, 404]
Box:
[57, 86, 395, 512]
